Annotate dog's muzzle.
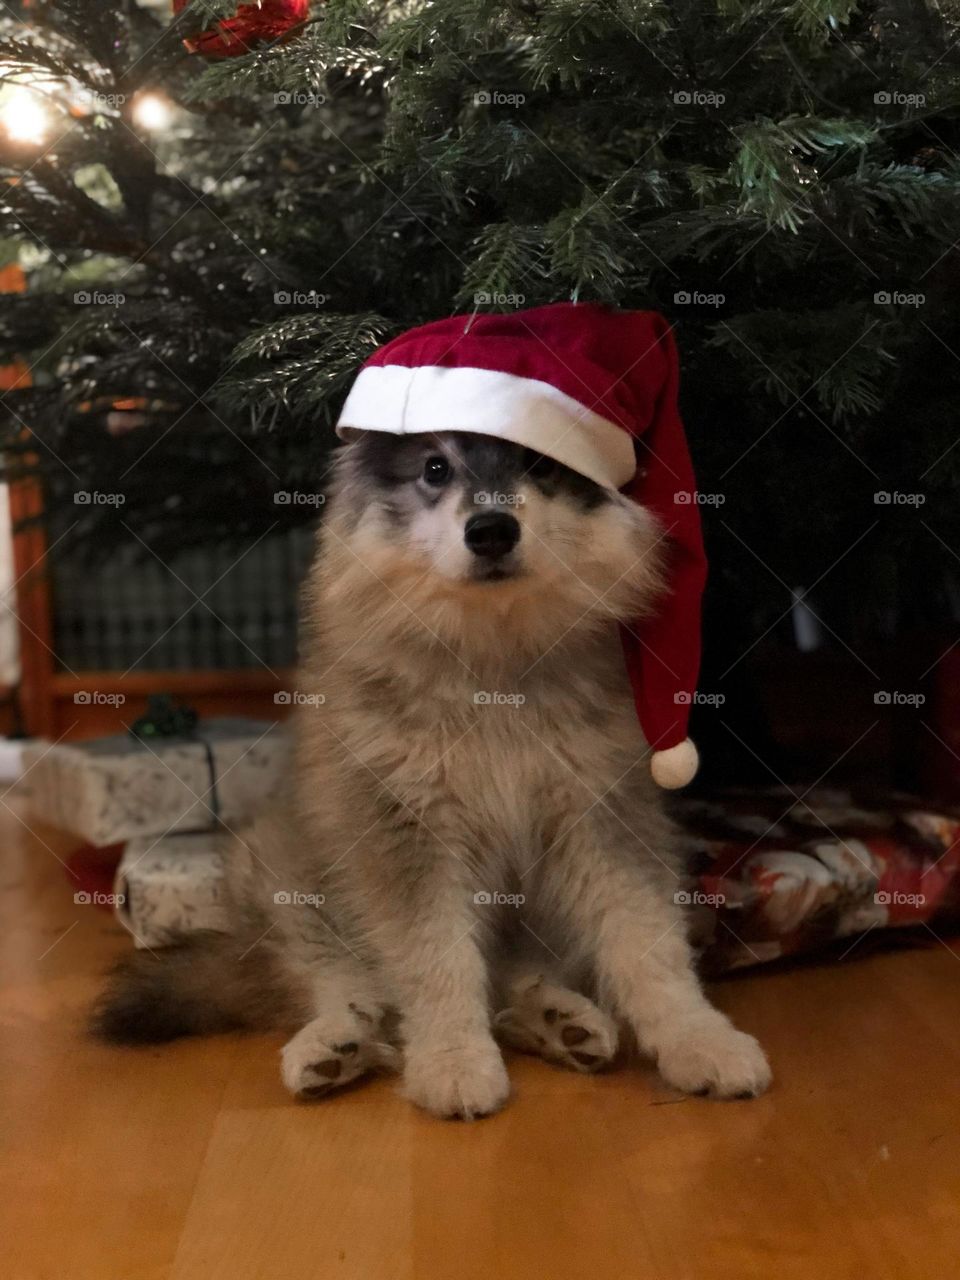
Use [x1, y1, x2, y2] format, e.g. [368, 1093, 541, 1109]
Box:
[464, 512, 521, 560]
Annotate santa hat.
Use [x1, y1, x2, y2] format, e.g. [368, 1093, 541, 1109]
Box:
[336, 302, 707, 789]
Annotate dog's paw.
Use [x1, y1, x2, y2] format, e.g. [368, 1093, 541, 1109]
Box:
[494, 979, 618, 1073]
[402, 1037, 510, 1120]
[654, 1013, 771, 1099]
[281, 1008, 398, 1101]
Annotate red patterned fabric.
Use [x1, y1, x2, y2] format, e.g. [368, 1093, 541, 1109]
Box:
[679, 788, 960, 972]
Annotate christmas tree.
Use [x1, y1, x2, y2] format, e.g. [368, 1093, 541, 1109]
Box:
[1, 0, 959, 659]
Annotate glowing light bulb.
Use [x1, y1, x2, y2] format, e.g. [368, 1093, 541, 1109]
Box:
[0, 84, 49, 144]
[132, 93, 172, 131]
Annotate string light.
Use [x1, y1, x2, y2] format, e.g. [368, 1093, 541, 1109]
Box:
[0, 79, 50, 145]
[132, 93, 172, 131]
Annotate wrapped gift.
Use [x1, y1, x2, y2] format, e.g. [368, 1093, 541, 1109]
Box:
[19, 717, 288, 844]
[680, 787, 960, 972]
[115, 834, 229, 949]
[99, 784, 960, 967]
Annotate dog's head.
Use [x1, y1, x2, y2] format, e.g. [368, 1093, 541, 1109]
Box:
[320, 431, 664, 660]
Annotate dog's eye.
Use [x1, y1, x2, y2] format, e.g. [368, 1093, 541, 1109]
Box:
[423, 455, 451, 485]
[527, 451, 557, 480]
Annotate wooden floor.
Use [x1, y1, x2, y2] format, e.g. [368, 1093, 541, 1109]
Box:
[3, 803, 960, 1280]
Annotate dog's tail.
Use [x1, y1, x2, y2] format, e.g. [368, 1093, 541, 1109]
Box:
[91, 931, 298, 1044]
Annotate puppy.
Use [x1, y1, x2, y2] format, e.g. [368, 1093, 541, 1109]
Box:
[95, 431, 771, 1117]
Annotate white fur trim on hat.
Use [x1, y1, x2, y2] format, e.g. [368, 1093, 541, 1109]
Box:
[650, 738, 699, 789]
[336, 363, 637, 491]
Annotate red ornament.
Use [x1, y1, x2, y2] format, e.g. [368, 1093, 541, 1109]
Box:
[174, 0, 309, 59]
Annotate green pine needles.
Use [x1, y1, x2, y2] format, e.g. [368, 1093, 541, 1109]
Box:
[0, 0, 958, 632]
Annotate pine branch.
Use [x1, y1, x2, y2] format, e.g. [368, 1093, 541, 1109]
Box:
[218, 312, 395, 423]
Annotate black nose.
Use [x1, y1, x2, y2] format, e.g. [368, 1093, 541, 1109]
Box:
[464, 512, 521, 558]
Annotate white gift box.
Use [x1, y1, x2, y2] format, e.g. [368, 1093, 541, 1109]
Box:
[115, 834, 229, 949]
[18, 717, 288, 845]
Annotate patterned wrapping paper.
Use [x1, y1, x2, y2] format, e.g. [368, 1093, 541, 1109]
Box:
[103, 783, 960, 971]
[677, 787, 960, 972]
[19, 718, 289, 845]
[115, 834, 229, 949]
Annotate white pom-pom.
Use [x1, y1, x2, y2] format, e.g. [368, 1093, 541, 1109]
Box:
[650, 738, 699, 789]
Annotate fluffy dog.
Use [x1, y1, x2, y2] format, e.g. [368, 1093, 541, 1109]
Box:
[95, 431, 771, 1118]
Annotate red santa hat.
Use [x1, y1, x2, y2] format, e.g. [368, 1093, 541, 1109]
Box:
[336, 302, 707, 789]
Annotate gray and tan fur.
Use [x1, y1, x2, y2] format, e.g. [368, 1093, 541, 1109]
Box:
[95, 431, 770, 1118]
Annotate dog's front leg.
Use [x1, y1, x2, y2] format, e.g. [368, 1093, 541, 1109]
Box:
[543, 827, 771, 1099]
[372, 846, 510, 1119]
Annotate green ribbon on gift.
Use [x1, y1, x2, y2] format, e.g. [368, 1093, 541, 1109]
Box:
[128, 695, 221, 828]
